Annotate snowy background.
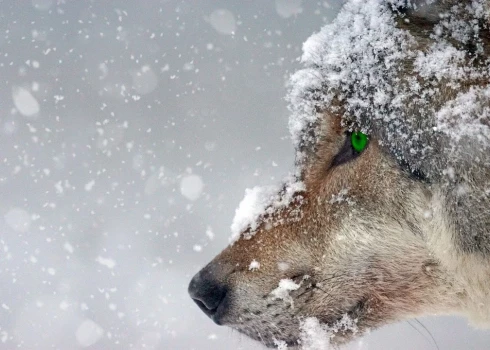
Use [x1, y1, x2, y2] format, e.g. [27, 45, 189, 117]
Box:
[1, 0, 490, 349]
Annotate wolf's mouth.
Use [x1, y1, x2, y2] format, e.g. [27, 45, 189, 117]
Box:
[232, 297, 368, 348]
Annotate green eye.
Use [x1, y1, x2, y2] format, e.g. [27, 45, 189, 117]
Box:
[351, 132, 368, 152]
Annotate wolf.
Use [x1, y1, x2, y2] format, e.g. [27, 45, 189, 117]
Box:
[189, 0, 490, 348]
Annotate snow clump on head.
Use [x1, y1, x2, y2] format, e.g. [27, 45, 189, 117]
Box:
[288, 0, 414, 165]
[287, 0, 490, 178]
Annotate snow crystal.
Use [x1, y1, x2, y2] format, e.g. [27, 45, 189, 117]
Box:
[274, 338, 288, 350]
[275, 0, 303, 19]
[299, 317, 331, 350]
[329, 313, 359, 335]
[95, 256, 116, 269]
[270, 278, 301, 308]
[84, 180, 95, 192]
[413, 42, 467, 81]
[64, 242, 74, 254]
[4, 208, 31, 233]
[205, 226, 215, 240]
[180, 174, 204, 201]
[54, 181, 64, 194]
[248, 259, 260, 271]
[12, 87, 39, 117]
[230, 177, 304, 241]
[193, 244, 203, 252]
[59, 301, 70, 310]
[75, 319, 104, 348]
[328, 188, 352, 205]
[207, 9, 236, 35]
[299, 314, 359, 349]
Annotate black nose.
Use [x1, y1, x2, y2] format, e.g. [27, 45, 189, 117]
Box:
[188, 267, 228, 324]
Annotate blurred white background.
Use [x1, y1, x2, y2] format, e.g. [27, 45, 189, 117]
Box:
[1, 0, 490, 349]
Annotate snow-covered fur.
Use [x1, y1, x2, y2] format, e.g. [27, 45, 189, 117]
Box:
[189, 0, 490, 348]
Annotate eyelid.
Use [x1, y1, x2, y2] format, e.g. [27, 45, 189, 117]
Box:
[330, 132, 366, 167]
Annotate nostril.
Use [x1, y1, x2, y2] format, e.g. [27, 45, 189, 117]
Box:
[192, 297, 220, 316]
[190, 288, 224, 313]
[193, 298, 213, 312]
[188, 271, 228, 321]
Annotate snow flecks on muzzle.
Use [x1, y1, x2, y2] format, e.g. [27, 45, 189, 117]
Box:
[230, 176, 305, 242]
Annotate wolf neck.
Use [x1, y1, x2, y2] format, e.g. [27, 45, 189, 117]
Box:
[424, 189, 490, 326]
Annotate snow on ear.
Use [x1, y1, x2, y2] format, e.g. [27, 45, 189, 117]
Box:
[435, 86, 490, 146]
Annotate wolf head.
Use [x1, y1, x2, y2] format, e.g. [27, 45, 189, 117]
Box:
[189, 0, 490, 347]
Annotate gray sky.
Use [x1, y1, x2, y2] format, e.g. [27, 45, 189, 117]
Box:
[0, 1, 489, 349]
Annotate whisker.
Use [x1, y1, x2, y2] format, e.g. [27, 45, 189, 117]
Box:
[315, 272, 343, 285]
[413, 318, 439, 350]
[296, 289, 309, 297]
[406, 319, 439, 350]
[313, 283, 329, 294]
